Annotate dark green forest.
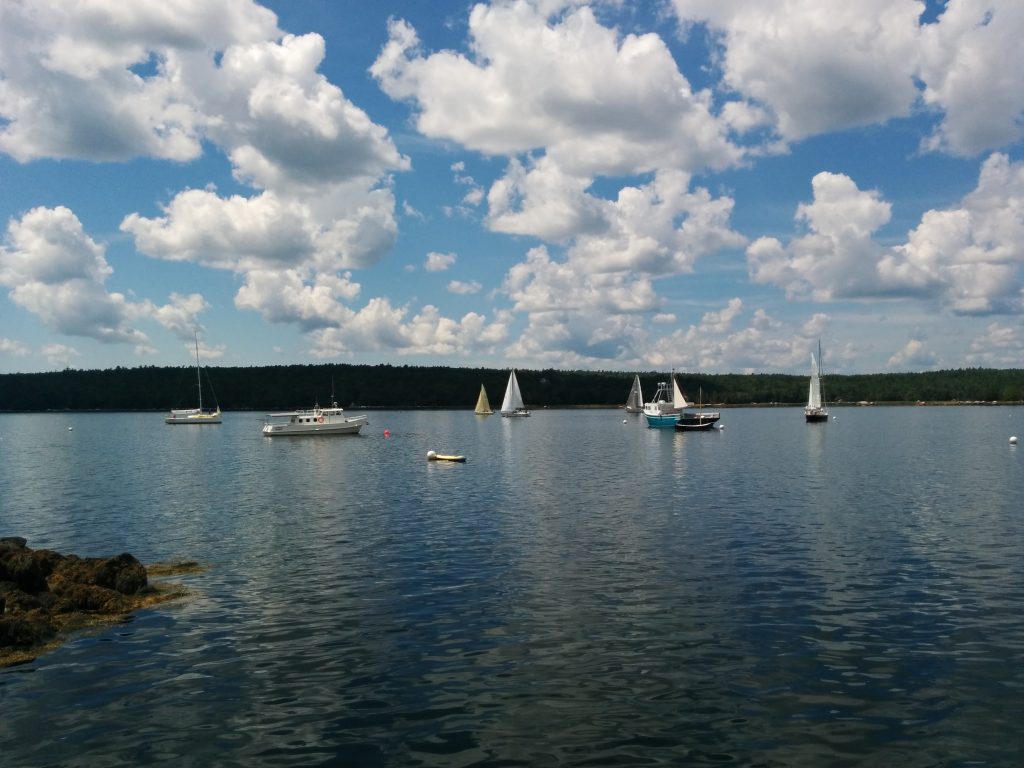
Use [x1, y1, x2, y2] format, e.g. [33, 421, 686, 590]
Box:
[1, 364, 1023, 411]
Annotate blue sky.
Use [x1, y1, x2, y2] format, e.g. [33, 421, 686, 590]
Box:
[1, 0, 1023, 374]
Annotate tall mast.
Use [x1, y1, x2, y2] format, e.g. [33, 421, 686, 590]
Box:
[194, 331, 202, 411]
[818, 339, 824, 405]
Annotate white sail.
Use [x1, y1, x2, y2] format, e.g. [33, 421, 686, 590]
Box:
[475, 384, 493, 414]
[624, 375, 643, 412]
[807, 353, 822, 409]
[500, 370, 526, 414]
[672, 377, 690, 409]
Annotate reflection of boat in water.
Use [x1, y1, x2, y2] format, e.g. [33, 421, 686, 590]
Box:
[262, 390, 368, 436]
[643, 376, 686, 427]
[165, 333, 221, 425]
[474, 384, 493, 415]
[500, 370, 530, 417]
[624, 374, 643, 413]
[675, 388, 720, 431]
[804, 340, 830, 423]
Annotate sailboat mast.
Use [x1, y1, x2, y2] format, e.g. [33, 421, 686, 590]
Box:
[818, 339, 824, 405]
[194, 332, 202, 411]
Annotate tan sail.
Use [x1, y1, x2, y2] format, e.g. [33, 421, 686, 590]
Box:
[474, 384, 493, 415]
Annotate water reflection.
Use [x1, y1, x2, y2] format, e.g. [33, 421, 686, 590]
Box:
[2, 407, 1024, 765]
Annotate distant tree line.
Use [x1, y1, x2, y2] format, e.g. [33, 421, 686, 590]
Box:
[0, 364, 1023, 412]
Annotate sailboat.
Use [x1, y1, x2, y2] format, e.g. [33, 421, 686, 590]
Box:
[643, 375, 688, 427]
[804, 341, 829, 423]
[474, 384, 493, 415]
[624, 374, 643, 413]
[165, 333, 221, 424]
[676, 387, 721, 431]
[499, 370, 530, 417]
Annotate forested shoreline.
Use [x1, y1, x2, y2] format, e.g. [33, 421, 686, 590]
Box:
[2, 364, 1023, 412]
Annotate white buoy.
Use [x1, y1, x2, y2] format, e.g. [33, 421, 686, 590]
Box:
[426, 450, 437, 460]
[1011, 436, 1019, 445]
[622, 418, 627, 423]
[67, 426, 73, 431]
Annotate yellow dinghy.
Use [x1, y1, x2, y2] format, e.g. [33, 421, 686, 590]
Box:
[427, 450, 466, 463]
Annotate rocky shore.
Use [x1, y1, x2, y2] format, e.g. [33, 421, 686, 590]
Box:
[1, 537, 194, 666]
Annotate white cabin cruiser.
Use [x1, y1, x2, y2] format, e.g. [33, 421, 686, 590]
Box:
[262, 401, 368, 436]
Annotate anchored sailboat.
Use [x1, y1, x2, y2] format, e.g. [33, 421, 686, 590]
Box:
[165, 333, 221, 424]
[804, 341, 829, 423]
[675, 387, 721, 431]
[499, 370, 530, 417]
[624, 374, 643, 413]
[474, 384, 493, 415]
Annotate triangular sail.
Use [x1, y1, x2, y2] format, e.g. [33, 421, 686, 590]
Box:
[672, 377, 689, 409]
[807, 353, 822, 409]
[475, 384, 492, 414]
[500, 371, 525, 412]
[625, 375, 643, 410]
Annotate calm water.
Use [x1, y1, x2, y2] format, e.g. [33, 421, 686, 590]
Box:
[2, 407, 1023, 766]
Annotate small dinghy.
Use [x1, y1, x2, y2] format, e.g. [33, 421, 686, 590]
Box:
[427, 450, 466, 463]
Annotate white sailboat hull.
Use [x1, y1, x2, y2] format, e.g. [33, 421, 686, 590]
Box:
[166, 409, 221, 424]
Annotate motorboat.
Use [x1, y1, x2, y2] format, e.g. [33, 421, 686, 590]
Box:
[262, 401, 368, 436]
[643, 376, 686, 427]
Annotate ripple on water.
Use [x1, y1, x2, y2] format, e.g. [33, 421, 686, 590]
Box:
[2, 408, 1024, 765]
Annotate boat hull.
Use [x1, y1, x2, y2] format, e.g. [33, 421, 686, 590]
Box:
[263, 413, 368, 436]
[165, 411, 221, 425]
[500, 409, 530, 417]
[675, 419, 717, 431]
[676, 411, 720, 431]
[644, 413, 677, 428]
[804, 410, 829, 423]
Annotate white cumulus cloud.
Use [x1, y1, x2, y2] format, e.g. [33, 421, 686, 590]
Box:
[672, 0, 1024, 156]
[0, 0, 411, 338]
[0, 206, 148, 346]
[748, 155, 1024, 314]
[887, 338, 940, 369]
[425, 252, 456, 272]
[919, 1, 1024, 156]
[371, 4, 741, 177]
[448, 280, 482, 295]
[673, 0, 921, 142]
[0, 206, 215, 352]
